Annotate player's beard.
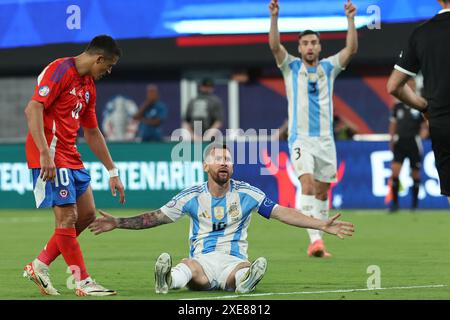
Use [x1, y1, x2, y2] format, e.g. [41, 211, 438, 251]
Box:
[211, 168, 231, 186]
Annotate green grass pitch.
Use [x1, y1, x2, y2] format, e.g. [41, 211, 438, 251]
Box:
[1, 209, 449, 300]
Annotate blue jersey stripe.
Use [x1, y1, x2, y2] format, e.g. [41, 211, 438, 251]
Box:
[174, 185, 203, 200]
[230, 193, 257, 258]
[236, 186, 265, 198]
[183, 197, 200, 258]
[288, 60, 301, 148]
[201, 196, 227, 254]
[320, 61, 334, 135]
[50, 59, 73, 83]
[307, 66, 320, 136]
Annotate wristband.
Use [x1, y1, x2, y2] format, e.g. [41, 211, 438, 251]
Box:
[109, 168, 119, 178]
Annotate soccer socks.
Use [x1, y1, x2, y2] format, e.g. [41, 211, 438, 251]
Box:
[235, 267, 249, 288]
[54, 228, 89, 281]
[315, 198, 329, 237]
[412, 179, 420, 209]
[301, 194, 322, 243]
[392, 177, 400, 205]
[37, 234, 60, 266]
[170, 263, 192, 289]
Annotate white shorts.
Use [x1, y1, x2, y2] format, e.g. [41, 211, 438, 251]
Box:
[290, 136, 337, 183]
[192, 252, 248, 291]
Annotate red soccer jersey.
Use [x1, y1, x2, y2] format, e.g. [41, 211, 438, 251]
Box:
[26, 57, 98, 169]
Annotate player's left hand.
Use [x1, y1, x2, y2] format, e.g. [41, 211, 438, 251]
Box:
[110, 176, 125, 204]
[88, 210, 119, 235]
[344, 0, 357, 19]
[322, 213, 354, 239]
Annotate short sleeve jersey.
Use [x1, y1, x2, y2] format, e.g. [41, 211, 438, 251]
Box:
[160, 180, 277, 259]
[25, 57, 98, 169]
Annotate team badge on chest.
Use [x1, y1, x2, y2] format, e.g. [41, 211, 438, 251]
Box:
[85, 91, 90, 104]
[213, 206, 225, 220]
[228, 203, 240, 218]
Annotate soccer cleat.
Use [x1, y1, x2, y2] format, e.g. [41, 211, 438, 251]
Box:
[23, 260, 60, 296]
[307, 239, 326, 257]
[154, 252, 172, 294]
[235, 257, 267, 294]
[389, 203, 399, 213]
[75, 279, 117, 297]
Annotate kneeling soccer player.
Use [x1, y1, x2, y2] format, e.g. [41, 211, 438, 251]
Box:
[89, 143, 354, 294]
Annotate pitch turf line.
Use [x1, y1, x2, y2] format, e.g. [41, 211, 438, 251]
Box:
[180, 284, 448, 300]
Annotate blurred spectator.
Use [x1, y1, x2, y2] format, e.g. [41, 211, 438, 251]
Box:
[133, 84, 168, 142]
[333, 115, 357, 140]
[183, 78, 224, 141]
[102, 95, 139, 141]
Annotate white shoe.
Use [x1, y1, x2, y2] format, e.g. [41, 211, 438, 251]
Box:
[23, 260, 60, 296]
[235, 257, 267, 294]
[75, 279, 117, 297]
[154, 252, 172, 294]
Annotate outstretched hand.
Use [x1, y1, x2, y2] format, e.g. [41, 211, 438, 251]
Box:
[88, 210, 119, 235]
[322, 213, 354, 239]
[344, 0, 357, 19]
[269, 0, 279, 16]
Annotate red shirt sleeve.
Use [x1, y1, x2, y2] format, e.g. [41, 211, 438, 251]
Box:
[32, 59, 69, 109]
[80, 81, 98, 129]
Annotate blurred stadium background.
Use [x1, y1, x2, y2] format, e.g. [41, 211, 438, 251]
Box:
[0, 0, 449, 300]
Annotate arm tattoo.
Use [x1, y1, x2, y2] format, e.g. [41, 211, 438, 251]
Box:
[117, 209, 172, 230]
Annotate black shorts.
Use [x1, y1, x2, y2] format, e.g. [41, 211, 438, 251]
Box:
[430, 126, 450, 196]
[392, 137, 423, 170]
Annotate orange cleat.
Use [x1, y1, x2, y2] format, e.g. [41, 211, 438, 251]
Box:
[307, 239, 330, 258]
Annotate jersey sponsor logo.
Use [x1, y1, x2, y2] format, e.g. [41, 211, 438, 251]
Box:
[399, 51, 403, 58]
[85, 91, 90, 104]
[38, 86, 50, 97]
[59, 189, 68, 198]
[213, 206, 225, 220]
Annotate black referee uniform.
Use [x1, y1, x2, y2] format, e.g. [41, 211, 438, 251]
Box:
[395, 9, 450, 197]
[390, 103, 425, 210]
[391, 103, 424, 170]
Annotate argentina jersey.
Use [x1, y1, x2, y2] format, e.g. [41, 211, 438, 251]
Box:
[160, 180, 277, 260]
[278, 53, 344, 146]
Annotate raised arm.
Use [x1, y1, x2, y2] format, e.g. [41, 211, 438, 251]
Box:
[89, 209, 173, 235]
[338, 0, 358, 68]
[269, 0, 288, 66]
[270, 205, 354, 239]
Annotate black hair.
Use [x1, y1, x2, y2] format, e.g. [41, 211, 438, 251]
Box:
[85, 35, 122, 59]
[298, 30, 321, 41]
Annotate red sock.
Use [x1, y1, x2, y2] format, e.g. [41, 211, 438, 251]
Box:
[54, 228, 89, 281]
[37, 234, 60, 266]
[38, 229, 82, 266]
[37, 228, 84, 266]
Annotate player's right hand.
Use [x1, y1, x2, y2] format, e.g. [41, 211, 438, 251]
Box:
[269, 0, 279, 16]
[39, 150, 56, 181]
[88, 210, 119, 235]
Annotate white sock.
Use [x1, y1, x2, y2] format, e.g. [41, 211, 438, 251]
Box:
[235, 267, 249, 288]
[315, 198, 329, 237]
[170, 263, 192, 289]
[300, 194, 322, 243]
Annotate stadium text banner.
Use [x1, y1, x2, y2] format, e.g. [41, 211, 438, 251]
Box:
[0, 141, 447, 209]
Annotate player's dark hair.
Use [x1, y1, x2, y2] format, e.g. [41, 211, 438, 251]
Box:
[85, 35, 122, 59]
[203, 143, 231, 159]
[298, 30, 321, 41]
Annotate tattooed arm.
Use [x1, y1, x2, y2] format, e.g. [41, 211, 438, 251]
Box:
[88, 209, 173, 235]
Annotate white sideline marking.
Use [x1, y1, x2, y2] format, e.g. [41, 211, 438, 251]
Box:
[180, 284, 448, 300]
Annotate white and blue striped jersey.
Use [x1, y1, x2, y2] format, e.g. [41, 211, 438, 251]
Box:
[278, 53, 344, 146]
[160, 179, 277, 260]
